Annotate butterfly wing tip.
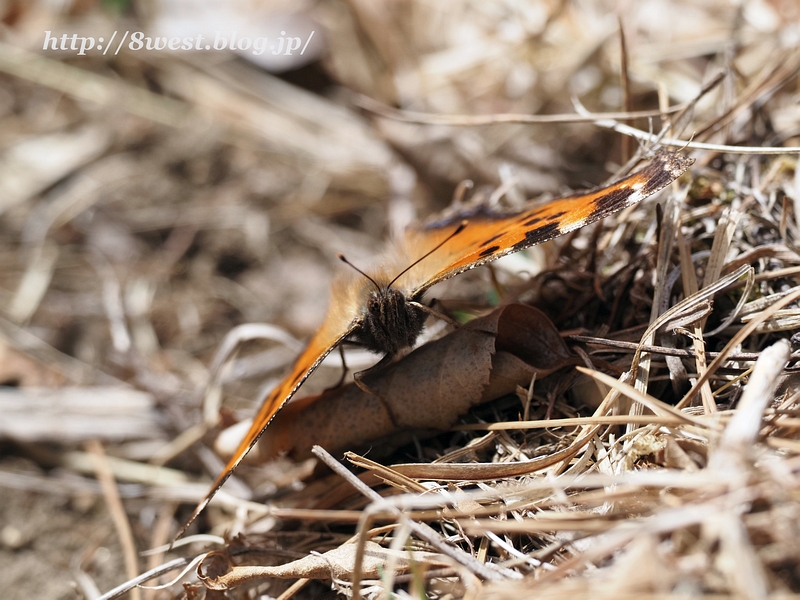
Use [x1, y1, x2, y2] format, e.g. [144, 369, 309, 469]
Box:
[173, 518, 193, 542]
[652, 149, 695, 179]
[174, 499, 208, 542]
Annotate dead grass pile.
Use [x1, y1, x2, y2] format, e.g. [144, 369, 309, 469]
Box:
[1, 1, 800, 599]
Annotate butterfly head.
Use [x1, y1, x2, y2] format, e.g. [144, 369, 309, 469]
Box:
[337, 253, 426, 356]
[356, 286, 425, 356]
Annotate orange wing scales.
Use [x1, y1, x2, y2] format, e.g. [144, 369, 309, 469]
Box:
[399, 149, 694, 295]
[176, 321, 358, 539]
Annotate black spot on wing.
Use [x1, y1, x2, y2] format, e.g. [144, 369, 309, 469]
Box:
[641, 169, 675, 195]
[523, 210, 566, 228]
[589, 151, 694, 217]
[522, 216, 544, 227]
[479, 245, 501, 257]
[480, 233, 505, 246]
[511, 222, 560, 251]
[589, 186, 635, 218]
[640, 149, 694, 196]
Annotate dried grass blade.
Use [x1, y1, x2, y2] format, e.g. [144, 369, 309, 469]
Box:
[455, 414, 687, 431]
[388, 427, 599, 481]
[575, 367, 710, 429]
[85, 439, 142, 600]
[631, 264, 752, 386]
[355, 94, 691, 126]
[677, 223, 715, 412]
[632, 194, 680, 425]
[94, 558, 191, 600]
[678, 286, 800, 409]
[311, 445, 504, 600]
[344, 452, 429, 493]
[0, 41, 191, 126]
[711, 339, 791, 468]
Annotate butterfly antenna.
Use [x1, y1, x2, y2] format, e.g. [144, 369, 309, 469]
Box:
[338, 254, 382, 292]
[388, 221, 467, 288]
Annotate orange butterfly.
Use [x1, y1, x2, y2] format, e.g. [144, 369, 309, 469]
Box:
[179, 149, 693, 536]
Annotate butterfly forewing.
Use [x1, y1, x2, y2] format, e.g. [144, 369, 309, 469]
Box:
[177, 296, 362, 538]
[398, 150, 694, 296]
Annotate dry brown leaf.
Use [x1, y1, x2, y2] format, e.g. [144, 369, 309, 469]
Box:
[259, 304, 578, 460]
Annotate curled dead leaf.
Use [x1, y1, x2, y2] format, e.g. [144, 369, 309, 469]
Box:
[259, 304, 578, 460]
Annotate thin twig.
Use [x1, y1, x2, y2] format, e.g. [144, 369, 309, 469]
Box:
[618, 18, 632, 163]
[356, 76, 799, 153]
[678, 286, 800, 408]
[593, 120, 800, 154]
[95, 558, 192, 600]
[311, 445, 504, 600]
[455, 414, 696, 431]
[354, 94, 691, 125]
[569, 335, 789, 361]
[86, 439, 142, 600]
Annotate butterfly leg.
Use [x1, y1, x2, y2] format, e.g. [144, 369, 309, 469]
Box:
[331, 343, 349, 389]
[352, 354, 406, 427]
[322, 341, 366, 392]
[352, 353, 393, 396]
[486, 264, 506, 300]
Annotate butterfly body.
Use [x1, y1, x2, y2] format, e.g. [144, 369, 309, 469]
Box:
[353, 286, 426, 355]
[177, 149, 694, 538]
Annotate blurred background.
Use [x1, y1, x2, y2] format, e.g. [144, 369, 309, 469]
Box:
[0, 0, 798, 598]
